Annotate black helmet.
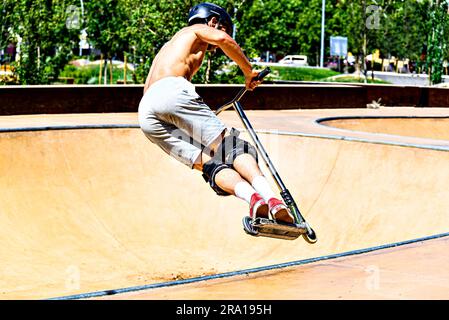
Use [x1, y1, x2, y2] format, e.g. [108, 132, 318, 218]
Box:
[188, 2, 233, 37]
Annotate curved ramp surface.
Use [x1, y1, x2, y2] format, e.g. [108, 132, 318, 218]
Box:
[321, 117, 449, 141]
[102, 236, 449, 300]
[0, 109, 449, 299]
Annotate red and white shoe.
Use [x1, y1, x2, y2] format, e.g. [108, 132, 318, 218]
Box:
[268, 198, 295, 224]
[249, 193, 269, 219]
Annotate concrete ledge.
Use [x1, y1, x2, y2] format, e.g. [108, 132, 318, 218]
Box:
[428, 88, 449, 108]
[0, 84, 448, 115]
[364, 85, 427, 107]
[198, 84, 366, 110]
[0, 85, 143, 115]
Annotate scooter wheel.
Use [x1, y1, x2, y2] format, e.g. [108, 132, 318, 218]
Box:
[302, 228, 318, 244]
[242, 216, 258, 236]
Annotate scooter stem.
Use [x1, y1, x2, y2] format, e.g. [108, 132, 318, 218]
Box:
[215, 67, 271, 115]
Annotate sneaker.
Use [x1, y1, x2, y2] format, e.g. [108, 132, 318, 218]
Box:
[268, 198, 295, 224]
[249, 193, 269, 219]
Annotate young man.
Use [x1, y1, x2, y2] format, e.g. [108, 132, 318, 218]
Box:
[138, 2, 294, 224]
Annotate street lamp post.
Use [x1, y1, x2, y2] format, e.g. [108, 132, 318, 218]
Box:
[320, 0, 325, 68]
[78, 0, 85, 56]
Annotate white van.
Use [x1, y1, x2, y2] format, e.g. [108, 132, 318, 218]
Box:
[278, 55, 308, 66]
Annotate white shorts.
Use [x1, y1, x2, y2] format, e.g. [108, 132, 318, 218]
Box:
[138, 76, 226, 168]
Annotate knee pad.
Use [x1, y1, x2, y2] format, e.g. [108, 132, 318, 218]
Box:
[202, 159, 232, 196]
[214, 134, 258, 166]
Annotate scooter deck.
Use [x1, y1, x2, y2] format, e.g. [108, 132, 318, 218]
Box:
[251, 218, 307, 240]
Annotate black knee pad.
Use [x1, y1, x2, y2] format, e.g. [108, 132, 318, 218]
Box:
[214, 134, 258, 165]
[202, 159, 232, 196]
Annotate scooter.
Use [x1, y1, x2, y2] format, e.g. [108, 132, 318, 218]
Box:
[215, 68, 317, 243]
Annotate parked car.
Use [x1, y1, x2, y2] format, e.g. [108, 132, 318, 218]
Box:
[278, 55, 308, 66]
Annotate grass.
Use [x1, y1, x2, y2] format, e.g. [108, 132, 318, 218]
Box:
[267, 66, 340, 82]
[323, 75, 391, 84]
[214, 64, 341, 84]
[56, 62, 390, 85]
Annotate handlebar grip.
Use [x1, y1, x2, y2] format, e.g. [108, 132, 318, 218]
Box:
[253, 67, 271, 81]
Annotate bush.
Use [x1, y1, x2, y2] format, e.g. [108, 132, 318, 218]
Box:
[269, 66, 340, 81]
[0, 64, 18, 84]
[0, 73, 19, 85]
[58, 63, 134, 84]
[324, 75, 391, 84]
[59, 65, 99, 84]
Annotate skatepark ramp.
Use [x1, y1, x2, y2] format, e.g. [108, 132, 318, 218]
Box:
[0, 111, 448, 299]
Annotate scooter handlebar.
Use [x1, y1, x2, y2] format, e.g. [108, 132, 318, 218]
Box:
[253, 67, 271, 82]
[215, 67, 271, 115]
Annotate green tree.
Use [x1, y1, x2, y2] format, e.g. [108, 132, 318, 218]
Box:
[238, 0, 342, 66]
[123, 0, 244, 84]
[0, 0, 14, 56]
[326, 0, 434, 78]
[427, 0, 449, 84]
[83, 0, 130, 83]
[122, 0, 196, 83]
[84, 0, 130, 59]
[238, 0, 305, 60]
[366, 0, 429, 61]
[7, 0, 79, 84]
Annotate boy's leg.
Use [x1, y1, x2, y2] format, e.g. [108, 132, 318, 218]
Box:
[232, 153, 295, 224]
[193, 133, 259, 197]
[140, 114, 293, 223]
[193, 148, 247, 196]
[193, 137, 268, 218]
[195, 146, 292, 222]
[139, 117, 262, 215]
[193, 143, 255, 200]
[198, 135, 269, 197]
[233, 154, 275, 201]
[196, 150, 273, 202]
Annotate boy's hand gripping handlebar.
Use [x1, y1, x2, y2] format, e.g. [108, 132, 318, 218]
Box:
[215, 67, 271, 115]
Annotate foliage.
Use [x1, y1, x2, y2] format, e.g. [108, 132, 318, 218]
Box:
[2, 0, 449, 84]
[238, 0, 326, 65]
[5, 0, 79, 84]
[0, 66, 19, 85]
[213, 64, 339, 83]
[427, 0, 449, 84]
[59, 63, 134, 84]
[59, 64, 97, 84]
[0, 73, 19, 85]
[84, 0, 129, 60]
[0, 0, 14, 51]
[268, 66, 339, 81]
[122, 0, 197, 83]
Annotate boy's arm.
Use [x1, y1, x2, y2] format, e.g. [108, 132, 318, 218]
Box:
[194, 26, 260, 90]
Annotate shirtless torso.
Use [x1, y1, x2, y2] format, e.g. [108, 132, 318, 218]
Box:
[143, 18, 260, 94]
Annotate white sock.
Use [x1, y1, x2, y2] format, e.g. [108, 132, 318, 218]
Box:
[251, 175, 276, 203]
[234, 181, 257, 204]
